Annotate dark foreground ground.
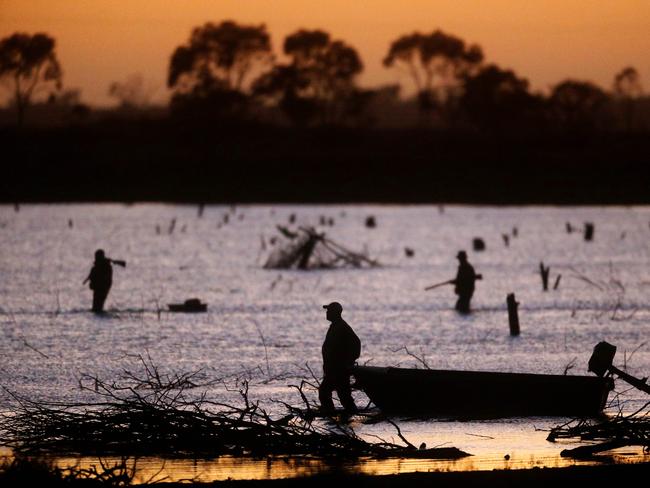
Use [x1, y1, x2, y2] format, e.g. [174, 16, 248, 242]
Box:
[2, 121, 650, 204]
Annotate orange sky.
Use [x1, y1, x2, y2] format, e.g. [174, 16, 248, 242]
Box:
[1, 0, 649, 106]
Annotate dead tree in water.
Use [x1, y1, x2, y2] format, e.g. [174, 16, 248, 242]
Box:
[264, 227, 380, 270]
[539, 262, 550, 291]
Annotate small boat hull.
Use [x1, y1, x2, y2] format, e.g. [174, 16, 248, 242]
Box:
[167, 300, 207, 313]
[352, 366, 613, 418]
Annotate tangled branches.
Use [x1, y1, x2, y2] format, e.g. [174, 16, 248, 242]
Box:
[547, 400, 650, 458]
[0, 356, 469, 461]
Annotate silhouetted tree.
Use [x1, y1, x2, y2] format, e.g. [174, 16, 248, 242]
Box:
[613, 67, 643, 131]
[0, 32, 62, 125]
[252, 29, 364, 126]
[108, 73, 155, 108]
[383, 30, 483, 123]
[613, 67, 643, 98]
[549, 80, 610, 131]
[167, 21, 272, 120]
[460, 64, 544, 132]
[253, 64, 317, 125]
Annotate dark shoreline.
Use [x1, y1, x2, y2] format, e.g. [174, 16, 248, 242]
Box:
[2, 123, 649, 205]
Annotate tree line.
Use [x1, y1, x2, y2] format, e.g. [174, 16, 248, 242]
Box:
[1, 22, 647, 131]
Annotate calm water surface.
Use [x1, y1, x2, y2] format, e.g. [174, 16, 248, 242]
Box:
[1, 204, 649, 480]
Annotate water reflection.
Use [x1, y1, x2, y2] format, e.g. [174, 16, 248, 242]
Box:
[48, 449, 649, 484]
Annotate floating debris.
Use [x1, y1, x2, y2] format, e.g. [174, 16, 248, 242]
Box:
[472, 238, 485, 251]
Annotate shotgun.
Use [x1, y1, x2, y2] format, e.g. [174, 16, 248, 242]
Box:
[424, 274, 482, 291]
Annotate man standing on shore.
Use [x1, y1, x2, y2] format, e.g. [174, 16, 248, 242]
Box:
[319, 302, 361, 414]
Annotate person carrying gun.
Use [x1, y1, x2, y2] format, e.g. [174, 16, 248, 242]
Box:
[424, 250, 482, 314]
[83, 249, 125, 314]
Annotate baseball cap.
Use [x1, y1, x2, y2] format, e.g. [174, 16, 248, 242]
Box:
[322, 302, 343, 313]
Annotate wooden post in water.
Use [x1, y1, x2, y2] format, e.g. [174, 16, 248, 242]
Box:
[584, 222, 594, 241]
[507, 293, 520, 336]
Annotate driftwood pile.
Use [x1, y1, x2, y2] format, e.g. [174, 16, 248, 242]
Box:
[547, 401, 650, 458]
[0, 355, 467, 461]
[264, 226, 380, 270]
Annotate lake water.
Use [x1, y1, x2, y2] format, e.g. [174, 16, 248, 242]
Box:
[1, 203, 649, 480]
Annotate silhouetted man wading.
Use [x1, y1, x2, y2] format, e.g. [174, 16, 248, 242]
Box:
[454, 251, 480, 314]
[319, 302, 360, 414]
[84, 249, 113, 314]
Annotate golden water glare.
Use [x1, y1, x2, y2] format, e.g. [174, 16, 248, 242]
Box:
[49, 448, 649, 483]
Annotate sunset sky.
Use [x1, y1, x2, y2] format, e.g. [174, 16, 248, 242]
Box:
[1, 0, 649, 106]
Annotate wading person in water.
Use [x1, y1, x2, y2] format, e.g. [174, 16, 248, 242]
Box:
[83, 249, 117, 313]
[454, 251, 481, 314]
[319, 302, 361, 414]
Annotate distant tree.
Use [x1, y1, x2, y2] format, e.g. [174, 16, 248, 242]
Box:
[460, 64, 544, 132]
[108, 73, 155, 108]
[167, 21, 272, 119]
[0, 32, 62, 125]
[253, 64, 317, 125]
[613, 66, 643, 98]
[252, 29, 363, 125]
[612, 66, 643, 131]
[383, 30, 483, 119]
[550, 80, 610, 131]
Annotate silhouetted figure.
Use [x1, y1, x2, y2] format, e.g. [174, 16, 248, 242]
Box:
[84, 249, 113, 314]
[319, 302, 361, 414]
[454, 251, 481, 314]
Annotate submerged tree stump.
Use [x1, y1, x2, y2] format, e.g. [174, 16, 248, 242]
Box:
[507, 293, 520, 336]
[539, 262, 550, 291]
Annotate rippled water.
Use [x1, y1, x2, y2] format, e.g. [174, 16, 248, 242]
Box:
[1, 204, 649, 478]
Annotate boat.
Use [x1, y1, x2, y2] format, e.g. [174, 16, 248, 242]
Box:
[352, 365, 613, 418]
[167, 298, 207, 313]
